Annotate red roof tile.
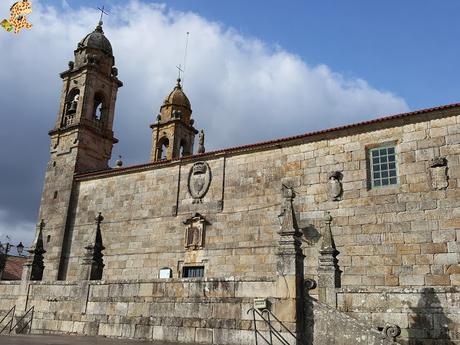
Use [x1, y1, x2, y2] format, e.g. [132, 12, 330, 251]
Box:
[1, 256, 26, 280]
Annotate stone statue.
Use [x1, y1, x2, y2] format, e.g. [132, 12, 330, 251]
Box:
[197, 129, 205, 154]
[327, 171, 343, 201]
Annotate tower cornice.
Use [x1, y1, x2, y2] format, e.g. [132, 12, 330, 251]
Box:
[48, 123, 119, 144]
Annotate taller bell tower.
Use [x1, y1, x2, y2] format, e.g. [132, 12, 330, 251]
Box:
[34, 21, 122, 281]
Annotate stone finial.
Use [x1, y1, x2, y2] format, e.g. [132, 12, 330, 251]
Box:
[115, 156, 123, 168]
[81, 213, 105, 280]
[279, 185, 299, 234]
[197, 129, 205, 154]
[38, 219, 45, 232]
[276, 184, 303, 278]
[321, 211, 334, 250]
[95, 212, 104, 225]
[318, 211, 341, 304]
[68, 61, 74, 70]
[23, 219, 46, 281]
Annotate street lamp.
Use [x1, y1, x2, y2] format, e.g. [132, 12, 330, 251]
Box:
[0, 241, 25, 256]
[17, 242, 24, 256]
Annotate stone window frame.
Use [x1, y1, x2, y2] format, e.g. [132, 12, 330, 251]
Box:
[182, 266, 205, 278]
[366, 141, 399, 189]
[177, 259, 208, 278]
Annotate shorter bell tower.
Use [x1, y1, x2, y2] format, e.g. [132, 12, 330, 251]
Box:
[150, 78, 198, 161]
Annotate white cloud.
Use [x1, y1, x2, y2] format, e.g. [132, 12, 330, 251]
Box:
[0, 1, 409, 245]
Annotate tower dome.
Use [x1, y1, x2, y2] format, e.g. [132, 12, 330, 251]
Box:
[162, 78, 191, 110]
[77, 21, 112, 55]
[160, 78, 192, 123]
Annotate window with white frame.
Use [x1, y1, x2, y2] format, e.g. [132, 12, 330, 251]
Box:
[370, 146, 397, 187]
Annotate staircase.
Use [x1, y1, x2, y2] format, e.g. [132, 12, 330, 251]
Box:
[0, 305, 34, 335]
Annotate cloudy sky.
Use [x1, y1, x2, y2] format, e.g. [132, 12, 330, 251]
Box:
[0, 0, 459, 249]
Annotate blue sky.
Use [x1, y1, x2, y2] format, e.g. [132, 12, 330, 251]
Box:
[0, 0, 458, 246]
[51, 0, 459, 109]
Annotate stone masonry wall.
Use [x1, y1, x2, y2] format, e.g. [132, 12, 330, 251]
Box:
[0, 278, 297, 344]
[336, 287, 460, 345]
[61, 108, 460, 289]
[34, 107, 460, 344]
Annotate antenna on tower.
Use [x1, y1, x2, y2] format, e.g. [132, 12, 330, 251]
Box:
[181, 32, 190, 86]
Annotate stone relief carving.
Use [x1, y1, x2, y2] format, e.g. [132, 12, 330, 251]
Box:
[183, 213, 207, 250]
[188, 161, 211, 203]
[380, 324, 401, 342]
[429, 157, 448, 190]
[327, 171, 343, 201]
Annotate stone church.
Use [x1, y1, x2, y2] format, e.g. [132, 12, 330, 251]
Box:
[1, 21, 459, 345]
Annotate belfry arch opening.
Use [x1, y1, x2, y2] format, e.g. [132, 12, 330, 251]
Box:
[93, 93, 105, 121]
[180, 139, 188, 157]
[157, 138, 169, 160]
[62, 88, 80, 127]
[65, 88, 80, 115]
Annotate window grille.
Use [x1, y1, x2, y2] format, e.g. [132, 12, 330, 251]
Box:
[183, 266, 204, 278]
[370, 146, 398, 187]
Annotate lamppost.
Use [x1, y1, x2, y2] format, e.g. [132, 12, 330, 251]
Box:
[0, 241, 25, 280]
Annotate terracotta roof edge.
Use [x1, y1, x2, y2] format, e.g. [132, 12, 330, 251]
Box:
[75, 102, 460, 180]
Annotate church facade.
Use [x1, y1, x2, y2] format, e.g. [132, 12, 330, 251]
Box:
[1, 22, 459, 345]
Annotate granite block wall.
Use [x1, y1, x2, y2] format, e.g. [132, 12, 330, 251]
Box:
[0, 278, 297, 344]
[57, 108, 460, 291]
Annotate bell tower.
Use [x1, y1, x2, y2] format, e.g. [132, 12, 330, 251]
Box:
[150, 78, 198, 161]
[33, 21, 122, 281]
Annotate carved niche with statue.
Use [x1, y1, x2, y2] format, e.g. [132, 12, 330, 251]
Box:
[183, 213, 208, 250]
[429, 157, 448, 190]
[188, 161, 212, 203]
[327, 171, 343, 201]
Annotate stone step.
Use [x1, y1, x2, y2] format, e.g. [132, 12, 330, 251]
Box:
[0, 334, 193, 345]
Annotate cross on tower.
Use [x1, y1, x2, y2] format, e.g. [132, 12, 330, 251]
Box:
[97, 5, 109, 23]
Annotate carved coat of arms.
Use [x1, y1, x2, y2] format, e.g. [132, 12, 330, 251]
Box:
[188, 162, 211, 203]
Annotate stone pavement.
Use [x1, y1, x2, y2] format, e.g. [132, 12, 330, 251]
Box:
[0, 335, 185, 345]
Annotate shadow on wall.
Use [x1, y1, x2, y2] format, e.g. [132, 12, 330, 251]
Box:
[408, 288, 455, 345]
[304, 280, 315, 345]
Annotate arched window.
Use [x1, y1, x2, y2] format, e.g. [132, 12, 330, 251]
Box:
[93, 93, 105, 121]
[62, 88, 80, 127]
[157, 138, 169, 160]
[180, 140, 188, 157]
